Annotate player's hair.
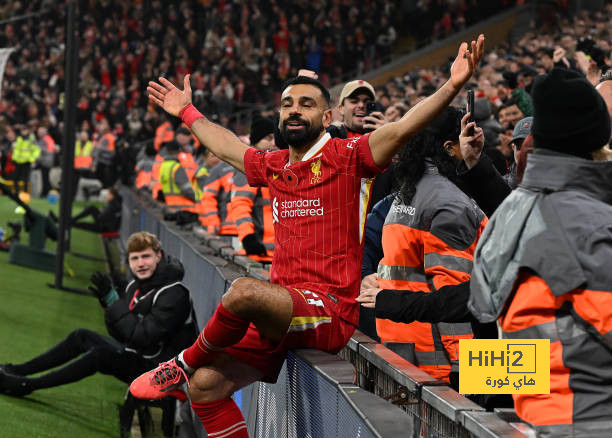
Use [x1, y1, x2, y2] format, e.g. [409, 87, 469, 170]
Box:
[281, 76, 331, 107]
[127, 231, 162, 254]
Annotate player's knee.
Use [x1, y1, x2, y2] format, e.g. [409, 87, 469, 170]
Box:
[188, 367, 233, 403]
[222, 277, 259, 312]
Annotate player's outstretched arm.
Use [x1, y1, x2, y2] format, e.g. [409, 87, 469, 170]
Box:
[368, 34, 485, 168]
[147, 74, 249, 173]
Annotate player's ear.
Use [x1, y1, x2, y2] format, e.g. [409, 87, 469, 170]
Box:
[322, 108, 333, 129]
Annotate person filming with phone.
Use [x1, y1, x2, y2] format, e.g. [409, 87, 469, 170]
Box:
[332, 79, 388, 138]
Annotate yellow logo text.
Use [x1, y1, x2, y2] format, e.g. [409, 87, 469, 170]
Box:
[459, 339, 550, 394]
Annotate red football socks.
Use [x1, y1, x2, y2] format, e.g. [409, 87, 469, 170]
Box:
[191, 398, 249, 437]
[182, 302, 250, 369]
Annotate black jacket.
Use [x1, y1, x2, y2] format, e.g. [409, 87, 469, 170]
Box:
[105, 253, 196, 361]
[376, 282, 497, 339]
[456, 154, 511, 218]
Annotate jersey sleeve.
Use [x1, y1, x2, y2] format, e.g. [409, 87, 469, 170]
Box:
[332, 133, 386, 178]
[244, 147, 268, 187]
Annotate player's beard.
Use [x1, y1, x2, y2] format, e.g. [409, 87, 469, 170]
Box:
[280, 115, 322, 148]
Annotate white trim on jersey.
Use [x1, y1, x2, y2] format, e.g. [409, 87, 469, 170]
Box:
[289, 132, 331, 164]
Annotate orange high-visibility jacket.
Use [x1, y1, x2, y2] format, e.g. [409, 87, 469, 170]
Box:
[377, 166, 486, 382]
[93, 132, 115, 166]
[134, 156, 155, 190]
[74, 139, 94, 170]
[469, 153, 612, 437]
[197, 162, 237, 235]
[231, 170, 274, 260]
[178, 151, 197, 181]
[154, 121, 174, 151]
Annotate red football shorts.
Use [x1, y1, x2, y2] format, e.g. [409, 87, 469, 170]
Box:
[224, 287, 355, 382]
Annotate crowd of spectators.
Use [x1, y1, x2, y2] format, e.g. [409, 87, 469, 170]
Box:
[1, 0, 612, 434]
[0, 0, 605, 197]
[361, 3, 612, 175]
[0, 0, 516, 168]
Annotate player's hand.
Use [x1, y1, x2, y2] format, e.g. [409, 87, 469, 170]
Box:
[450, 34, 485, 91]
[363, 111, 388, 131]
[459, 112, 484, 169]
[147, 74, 193, 117]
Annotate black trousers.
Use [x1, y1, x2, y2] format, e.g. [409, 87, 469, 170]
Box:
[12, 162, 31, 193]
[71, 206, 104, 232]
[96, 163, 116, 189]
[11, 329, 155, 390]
[40, 166, 51, 197]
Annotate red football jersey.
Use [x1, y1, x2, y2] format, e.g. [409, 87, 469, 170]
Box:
[244, 132, 384, 325]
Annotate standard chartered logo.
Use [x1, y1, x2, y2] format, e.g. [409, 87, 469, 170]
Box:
[273, 197, 279, 223]
[272, 197, 324, 223]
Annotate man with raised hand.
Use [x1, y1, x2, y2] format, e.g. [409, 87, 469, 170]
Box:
[131, 35, 484, 437]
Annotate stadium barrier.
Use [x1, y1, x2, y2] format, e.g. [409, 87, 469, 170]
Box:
[120, 187, 534, 437]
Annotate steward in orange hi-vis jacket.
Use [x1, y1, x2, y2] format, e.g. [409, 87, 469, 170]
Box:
[134, 143, 157, 191]
[154, 120, 174, 151]
[159, 141, 196, 212]
[376, 107, 486, 384]
[197, 161, 236, 235]
[231, 171, 274, 261]
[469, 68, 612, 437]
[229, 114, 277, 260]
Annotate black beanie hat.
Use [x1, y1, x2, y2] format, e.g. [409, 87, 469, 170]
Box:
[249, 115, 275, 146]
[531, 67, 610, 157]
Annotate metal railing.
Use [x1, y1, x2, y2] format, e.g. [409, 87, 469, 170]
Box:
[120, 186, 533, 437]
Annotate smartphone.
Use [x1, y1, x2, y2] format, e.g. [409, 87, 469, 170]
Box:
[364, 101, 381, 133]
[366, 101, 379, 116]
[467, 89, 475, 135]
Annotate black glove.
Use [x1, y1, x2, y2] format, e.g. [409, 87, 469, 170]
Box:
[502, 71, 518, 90]
[89, 271, 119, 307]
[242, 234, 267, 256]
